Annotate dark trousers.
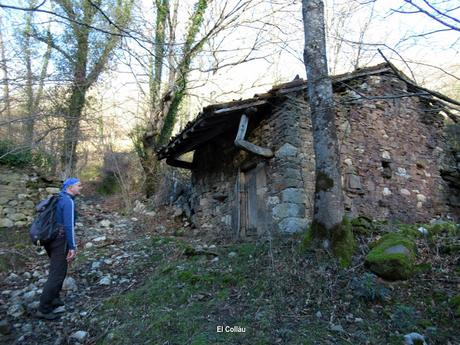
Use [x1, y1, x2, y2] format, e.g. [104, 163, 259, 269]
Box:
[39, 235, 68, 313]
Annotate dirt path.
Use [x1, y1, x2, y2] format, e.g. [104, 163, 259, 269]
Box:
[0, 197, 157, 345]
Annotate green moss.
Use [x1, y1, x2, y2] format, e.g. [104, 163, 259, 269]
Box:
[450, 295, 460, 317]
[302, 218, 355, 267]
[351, 216, 375, 235]
[429, 222, 459, 237]
[315, 171, 334, 192]
[332, 217, 356, 268]
[365, 233, 416, 280]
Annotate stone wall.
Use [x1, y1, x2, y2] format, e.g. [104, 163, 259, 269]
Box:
[189, 72, 457, 238]
[0, 166, 60, 228]
[191, 95, 315, 237]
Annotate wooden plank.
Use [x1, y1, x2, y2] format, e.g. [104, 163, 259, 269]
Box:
[234, 114, 274, 158]
[165, 157, 193, 169]
[213, 99, 268, 114]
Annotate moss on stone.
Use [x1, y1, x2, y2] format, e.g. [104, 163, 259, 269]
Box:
[315, 171, 334, 192]
[365, 233, 416, 281]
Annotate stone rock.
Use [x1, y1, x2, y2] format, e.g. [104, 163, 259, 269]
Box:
[400, 189, 411, 196]
[278, 217, 308, 233]
[330, 324, 345, 332]
[0, 197, 9, 205]
[0, 218, 14, 228]
[267, 196, 280, 206]
[272, 203, 302, 220]
[382, 151, 391, 161]
[282, 188, 306, 203]
[347, 174, 363, 190]
[228, 252, 237, 258]
[24, 200, 35, 208]
[7, 304, 24, 318]
[365, 233, 416, 281]
[417, 227, 428, 236]
[22, 290, 36, 302]
[10, 213, 27, 221]
[384, 244, 411, 256]
[0, 320, 12, 335]
[99, 277, 111, 285]
[85, 242, 94, 249]
[53, 306, 66, 314]
[93, 236, 107, 242]
[70, 331, 89, 342]
[275, 143, 298, 158]
[396, 167, 410, 178]
[99, 220, 111, 227]
[62, 277, 77, 291]
[315, 311, 322, 319]
[403, 332, 427, 345]
[382, 187, 392, 196]
[21, 323, 32, 333]
[91, 261, 101, 270]
[417, 194, 426, 202]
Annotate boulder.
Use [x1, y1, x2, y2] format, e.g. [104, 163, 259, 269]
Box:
[365, 233, 416, 280]
[0, 218, 14, 228]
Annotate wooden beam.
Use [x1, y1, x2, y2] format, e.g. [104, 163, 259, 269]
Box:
[166, 157, 193, 169]
[234, 114, 274, 158]
[214, 99, 268, 114]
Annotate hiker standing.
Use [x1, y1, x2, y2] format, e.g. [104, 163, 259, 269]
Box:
[37, 178, 82, 319]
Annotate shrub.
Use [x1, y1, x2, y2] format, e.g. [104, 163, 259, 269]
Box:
[0, 139, 54, 172]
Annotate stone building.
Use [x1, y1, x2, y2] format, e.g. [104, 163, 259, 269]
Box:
[157, 63, 459, 239]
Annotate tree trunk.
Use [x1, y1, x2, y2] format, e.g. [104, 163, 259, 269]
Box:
[140, 131, 161, 198]
[302, 0, 351, 263]
[0, 19, 12, 139]
[60, 85, 87, 176]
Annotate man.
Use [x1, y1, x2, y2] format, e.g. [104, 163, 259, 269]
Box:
[36, 178, 82, 320]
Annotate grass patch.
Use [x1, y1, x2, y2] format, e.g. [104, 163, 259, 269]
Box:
[91, 232, 459, 345]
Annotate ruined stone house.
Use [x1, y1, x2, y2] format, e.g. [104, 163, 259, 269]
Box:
[157, 63, 460, 239]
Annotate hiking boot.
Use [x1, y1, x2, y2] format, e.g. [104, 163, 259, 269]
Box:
[36, 310, 60, 320]
[51, 298, 64, 307]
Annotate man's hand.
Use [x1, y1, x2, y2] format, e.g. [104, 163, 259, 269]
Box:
[66, 249, 76, 263]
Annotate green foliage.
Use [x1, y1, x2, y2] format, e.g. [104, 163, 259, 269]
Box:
[391, 304, 419, 331]
[128, 124, 148, 160]
[0, 139, 54, 171]
[350, 272, 390, 302]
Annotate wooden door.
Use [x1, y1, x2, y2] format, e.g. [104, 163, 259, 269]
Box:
[239, 163, 267, 238]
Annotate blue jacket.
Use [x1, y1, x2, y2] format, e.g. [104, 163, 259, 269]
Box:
[56, 191, 77, 250]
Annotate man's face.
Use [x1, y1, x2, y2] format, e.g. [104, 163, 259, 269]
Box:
[68, 182, 83, 196]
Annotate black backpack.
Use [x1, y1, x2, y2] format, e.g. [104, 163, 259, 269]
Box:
[29, 194, 61, 246]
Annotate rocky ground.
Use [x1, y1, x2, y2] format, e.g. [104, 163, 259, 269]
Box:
[1, 195, 459, 345]
[0, 196, 158, 345]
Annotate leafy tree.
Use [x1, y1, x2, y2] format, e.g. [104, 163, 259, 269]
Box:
[31, 0, 134, 176]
